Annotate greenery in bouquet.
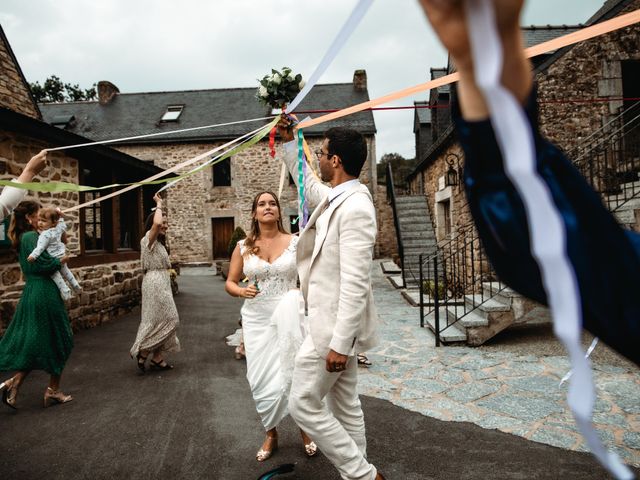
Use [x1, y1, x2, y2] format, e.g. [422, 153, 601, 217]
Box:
[256, 67, 305, 109]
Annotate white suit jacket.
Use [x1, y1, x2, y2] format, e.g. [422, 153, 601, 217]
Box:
[280, 143, 379, 357]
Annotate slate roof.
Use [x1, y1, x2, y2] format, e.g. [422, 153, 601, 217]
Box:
[522, 25, 583, 51]
[39, 83, 376, 144]
[587, 0, 631, 24]
[414, 101, 431, 125]
[430, 68, 451, 94]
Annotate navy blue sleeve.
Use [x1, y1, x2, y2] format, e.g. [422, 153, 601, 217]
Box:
[454, 90, 640, 366]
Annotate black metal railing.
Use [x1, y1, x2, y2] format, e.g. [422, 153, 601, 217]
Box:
[418, 223, 505, 346]
[413, 101, 639, 347]
[386, 163, 406, 288]
[571, 100, 640, 212]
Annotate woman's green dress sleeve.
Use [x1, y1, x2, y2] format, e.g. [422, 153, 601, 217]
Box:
[20, 231, 61, 275]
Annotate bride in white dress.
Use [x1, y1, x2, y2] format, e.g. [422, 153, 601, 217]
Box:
[225, 191, 316, 462]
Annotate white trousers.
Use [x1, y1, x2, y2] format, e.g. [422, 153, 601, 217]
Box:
[289, 335, 376, 480]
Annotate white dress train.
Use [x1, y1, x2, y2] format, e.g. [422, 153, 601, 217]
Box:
[238, 237, 304, 431]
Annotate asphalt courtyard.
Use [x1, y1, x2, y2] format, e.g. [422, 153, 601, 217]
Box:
[0, 273, 637, 479]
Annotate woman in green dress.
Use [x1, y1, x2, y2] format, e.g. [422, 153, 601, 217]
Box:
[0, 200, 74, 409]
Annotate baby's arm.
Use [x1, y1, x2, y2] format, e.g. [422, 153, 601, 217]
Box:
[28, 230, 52, 262]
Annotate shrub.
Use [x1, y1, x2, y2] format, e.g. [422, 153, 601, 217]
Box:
[422, 280, 446, 299]
[228, 227, 247, 256]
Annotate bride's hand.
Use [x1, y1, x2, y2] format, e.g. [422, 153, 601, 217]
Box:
[242, 284, 259, 298]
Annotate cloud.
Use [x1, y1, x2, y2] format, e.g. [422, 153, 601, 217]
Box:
[1, 0, 607, 160]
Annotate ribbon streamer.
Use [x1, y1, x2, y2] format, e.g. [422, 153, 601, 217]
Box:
[559, 338, 599, 387]
[45, 116, 275, 151]
[157, 124, 271, 193]
[66, 118, 279, 212]
[296, 7, 640, 130]
[285, 0, 374, 113]
[465, 1, 632, 478]
[296, 129, 309, 227]
[0, 119, 276, 197]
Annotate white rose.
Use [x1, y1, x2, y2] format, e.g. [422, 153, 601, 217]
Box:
[258, 85, 268, 98]
[298, 79, 306, 89]
[272, 73, 281, 85]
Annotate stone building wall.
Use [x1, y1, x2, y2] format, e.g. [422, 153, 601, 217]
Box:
[407, 9, 640, 291]
[374, 185, 398, 260]
[117, 134, 378, 264]
[409, 144, 470, 243]
[0, 132, 143, 334]
[411, 10, 639, 242]
[536, 2, 640, 152]
[0, 30, 40, 120]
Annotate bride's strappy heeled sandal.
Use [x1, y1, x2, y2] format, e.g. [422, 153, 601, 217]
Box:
[43, 387, 73, 408]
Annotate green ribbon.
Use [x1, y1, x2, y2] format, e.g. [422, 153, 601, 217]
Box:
[0, 118, 279, 193]
[296, 129, 306, 227]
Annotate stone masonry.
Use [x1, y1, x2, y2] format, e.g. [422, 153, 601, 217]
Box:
[117, 135, 380, 264]
[0, 132, 144, 334]
[0, 28, 39, 120]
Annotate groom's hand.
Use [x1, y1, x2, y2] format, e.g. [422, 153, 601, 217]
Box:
[276, 115, 295, 142]
[326, 349, 348, 373]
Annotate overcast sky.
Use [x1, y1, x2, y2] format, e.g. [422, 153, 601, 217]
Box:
[1, 0, 607, 162]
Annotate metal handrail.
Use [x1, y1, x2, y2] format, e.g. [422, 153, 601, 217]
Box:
[417, 221, 506, 346]
[386, 163, 406, 288]
[571, 101, 640, 213]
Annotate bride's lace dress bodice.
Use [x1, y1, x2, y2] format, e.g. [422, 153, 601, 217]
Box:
[239, 236, 298, 298]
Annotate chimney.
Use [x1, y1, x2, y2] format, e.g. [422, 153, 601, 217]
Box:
[97, 80, 120, 105]
[353, 69, 367, 91]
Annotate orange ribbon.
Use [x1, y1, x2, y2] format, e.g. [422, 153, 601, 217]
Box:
[297, 8, 640, 130]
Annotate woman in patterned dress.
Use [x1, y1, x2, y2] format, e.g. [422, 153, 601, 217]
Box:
[225, 191, 316, 462]
[0, 200, 74, 409]
[130, 194, 180, 372]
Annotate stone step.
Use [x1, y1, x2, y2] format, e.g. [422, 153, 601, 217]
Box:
[404, 248, 437, 257]
[399, 222, 433, 232]
[395, 195, 428, 204]
[397, 217, 431, 227]
[446, 306, 489, 328]
[425, 310, 467, 343]
[464, 294, 511, 314]
[381, 261, 401, 275]
[388, 275, 406, 289]
[614, 208, 636, 224]
[481, 282, 518, 304]
[606, 196, 640, 211]
[401, 231, 435, 240]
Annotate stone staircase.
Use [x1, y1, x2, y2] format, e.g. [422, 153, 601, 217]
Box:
[393, 195, 438, 289]
[424, 282, 550, 345]
[608, 177, 640, 230]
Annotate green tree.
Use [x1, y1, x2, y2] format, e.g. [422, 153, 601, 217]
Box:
[377, 153, 416, 190]
[30, 75, 97, 103]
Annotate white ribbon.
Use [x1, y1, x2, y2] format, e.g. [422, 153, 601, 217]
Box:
[46, 116, 275, 151]
[465, 1, 633, 478]
[285, 0, 374, 114]
[157, 126, 263, 193]
[560, 338, 599, 386]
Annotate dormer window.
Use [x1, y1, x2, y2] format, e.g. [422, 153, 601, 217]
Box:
[51, 114, 75, 129]
[161, 105, 184, 122]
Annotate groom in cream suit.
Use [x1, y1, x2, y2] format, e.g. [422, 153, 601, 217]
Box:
[277, 121, 385, 480]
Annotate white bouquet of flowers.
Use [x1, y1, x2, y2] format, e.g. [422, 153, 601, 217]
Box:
[256, 67, 305, 110]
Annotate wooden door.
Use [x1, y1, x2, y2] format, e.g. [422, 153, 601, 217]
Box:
[212, 217, 235, 259]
